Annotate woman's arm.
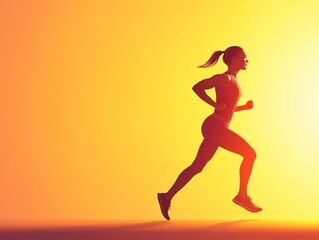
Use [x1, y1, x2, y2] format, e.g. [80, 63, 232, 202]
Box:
[192, 74, 230, 111]
[235, 100, 254, 112]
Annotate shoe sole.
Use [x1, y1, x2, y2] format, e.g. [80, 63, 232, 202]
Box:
[233, 198, 262, 213]
[157, 193, 170, 220]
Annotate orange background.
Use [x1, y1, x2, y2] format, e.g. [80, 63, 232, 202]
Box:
[1, 0, 319, 220]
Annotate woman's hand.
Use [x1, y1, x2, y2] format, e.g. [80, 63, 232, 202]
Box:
[244, 100, 254, 110]
[215, 102, 226, 111]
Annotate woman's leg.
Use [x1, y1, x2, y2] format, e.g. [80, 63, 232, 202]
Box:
[218, 128, 256, 198]
[165, 139, 219, 201]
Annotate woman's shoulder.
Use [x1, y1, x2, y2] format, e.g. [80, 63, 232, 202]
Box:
[211, 73, 231, 86]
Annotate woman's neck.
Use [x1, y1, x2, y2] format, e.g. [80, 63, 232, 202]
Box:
[225, 67, 239, 78]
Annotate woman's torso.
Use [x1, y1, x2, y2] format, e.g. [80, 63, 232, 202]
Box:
[213, 74, 242, 126]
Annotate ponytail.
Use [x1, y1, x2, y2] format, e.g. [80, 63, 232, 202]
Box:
[198, 46, 243, 68]
[198, 50, 224, 68]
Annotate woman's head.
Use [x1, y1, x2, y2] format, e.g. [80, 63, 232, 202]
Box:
[198, 46, 247, 70]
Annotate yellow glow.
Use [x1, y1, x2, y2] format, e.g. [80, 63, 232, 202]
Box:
[1, 0, 319, 220]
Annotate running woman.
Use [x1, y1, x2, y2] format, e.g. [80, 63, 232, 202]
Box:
[157, 46, 262, 220]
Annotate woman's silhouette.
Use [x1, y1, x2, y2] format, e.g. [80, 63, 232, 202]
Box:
[157, 46, 262, 220]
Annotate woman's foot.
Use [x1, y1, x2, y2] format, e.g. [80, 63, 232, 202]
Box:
[157, 193, 171, 220]
[233, 195, 262, 213]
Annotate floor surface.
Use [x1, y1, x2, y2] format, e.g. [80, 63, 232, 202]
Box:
[1, 220, 319, 240]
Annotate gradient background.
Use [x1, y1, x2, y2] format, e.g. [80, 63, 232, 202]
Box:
[1, 0, 319, 221]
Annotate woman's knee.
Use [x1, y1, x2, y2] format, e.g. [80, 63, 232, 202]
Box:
[247, 148, 257, 161]
[241, 147, 256, 161]
[188, 163, 206, 175]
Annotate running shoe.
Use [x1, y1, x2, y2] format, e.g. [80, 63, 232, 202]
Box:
[233, 195, 262, 213]
[157, 193, 171, 220]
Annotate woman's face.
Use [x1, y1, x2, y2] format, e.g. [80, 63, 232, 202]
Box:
[232, 50, 249, 70]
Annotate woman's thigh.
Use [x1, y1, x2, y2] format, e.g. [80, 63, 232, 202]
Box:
[218, 127, 255, 157]
[201, 115, 255, 158]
